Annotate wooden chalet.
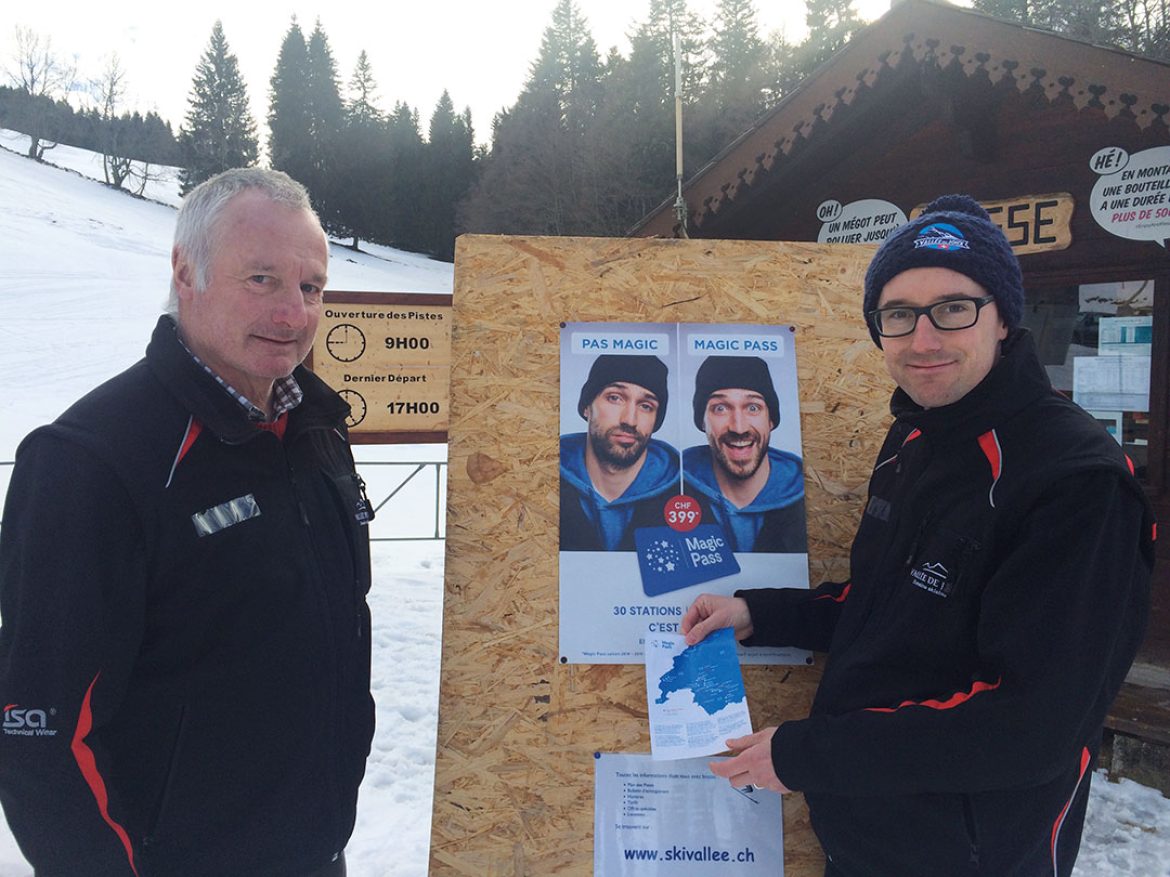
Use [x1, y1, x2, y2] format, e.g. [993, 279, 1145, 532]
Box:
[635, 0, 1170, 771]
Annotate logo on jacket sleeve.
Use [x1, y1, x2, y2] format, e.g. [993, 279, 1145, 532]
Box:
[910, 561, 953, 597]
[3, 703, 58, 737]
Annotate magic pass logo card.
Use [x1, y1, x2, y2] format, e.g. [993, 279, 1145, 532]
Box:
[634, 524, 741, 596]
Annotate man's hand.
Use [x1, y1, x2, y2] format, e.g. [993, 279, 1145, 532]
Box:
[709, 727, 791, 794]
[681, 593, 753, 645]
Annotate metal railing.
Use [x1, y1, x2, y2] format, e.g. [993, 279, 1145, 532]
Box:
[358, 460, 447, 542]
[0, 460, 447, 542]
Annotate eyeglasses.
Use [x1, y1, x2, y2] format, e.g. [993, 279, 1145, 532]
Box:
[866, 296, 996, 339]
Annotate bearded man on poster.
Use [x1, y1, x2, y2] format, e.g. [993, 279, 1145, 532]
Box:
[560, 354, 679, 551]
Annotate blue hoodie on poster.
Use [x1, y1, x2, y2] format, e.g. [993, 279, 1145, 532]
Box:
[559, 433, 680, 551]
[682, 444, 807, 553]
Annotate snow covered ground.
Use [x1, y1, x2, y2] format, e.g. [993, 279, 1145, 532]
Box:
[1, 131, 1168, 876]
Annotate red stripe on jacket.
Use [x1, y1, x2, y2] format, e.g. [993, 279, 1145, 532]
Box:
[864, 677, 1002, 713]
[814, 583, 852, 603]
[977, 429, 1003, 508]
[256, 411, 289, 440]
[176, 419, 203, 466]
[1050, 746, 1092, 874]
[70, 674, 139, 876]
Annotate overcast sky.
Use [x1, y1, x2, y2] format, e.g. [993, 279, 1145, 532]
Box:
[5, 0, 911, 145]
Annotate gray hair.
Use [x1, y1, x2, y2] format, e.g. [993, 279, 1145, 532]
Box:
[167, 168, 321, 314]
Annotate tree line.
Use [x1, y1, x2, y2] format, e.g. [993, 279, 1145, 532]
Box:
[175, 18, 475, 260]
[0, 85, 178, 166]
[461, 0, 1169, 238]
[5, 0, 1167, 260]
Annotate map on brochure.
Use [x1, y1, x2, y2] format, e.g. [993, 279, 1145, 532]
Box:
[645, 627, 752, 761]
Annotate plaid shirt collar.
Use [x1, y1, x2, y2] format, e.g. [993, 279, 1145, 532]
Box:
[177, 334, 304, 423]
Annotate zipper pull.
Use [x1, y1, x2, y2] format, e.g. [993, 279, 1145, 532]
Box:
[352, 472, 375, 524]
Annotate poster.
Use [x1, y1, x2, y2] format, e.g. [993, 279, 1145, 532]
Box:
[1098, 315, 1153, 357]
[559, 322, 810, 665]
[594, 752, 783, 876]
[1072, 355, 1151, 411]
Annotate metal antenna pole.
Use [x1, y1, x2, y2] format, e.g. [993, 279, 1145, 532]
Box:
[672, 30, 688, 238]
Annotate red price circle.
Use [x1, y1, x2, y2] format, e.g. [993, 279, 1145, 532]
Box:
[663, 495, 701, 532]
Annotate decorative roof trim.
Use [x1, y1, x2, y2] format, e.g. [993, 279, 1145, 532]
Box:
[633, 0, 1170, 237]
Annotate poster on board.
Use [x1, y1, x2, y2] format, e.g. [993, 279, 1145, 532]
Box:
[559, 322, 810, 665]
[594, 752, 783, 876]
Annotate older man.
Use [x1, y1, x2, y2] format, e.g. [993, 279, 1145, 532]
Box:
[683, 355, 806, 553]
[683, 195, 1154, 876]
[0, 168, 373, 876]
[560, 353, 678, 550]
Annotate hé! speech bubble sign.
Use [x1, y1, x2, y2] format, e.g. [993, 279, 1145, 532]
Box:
[1090, 145, 1170, 248]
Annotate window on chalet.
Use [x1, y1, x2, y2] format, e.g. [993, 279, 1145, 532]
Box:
[1021, 280, 1154, 483]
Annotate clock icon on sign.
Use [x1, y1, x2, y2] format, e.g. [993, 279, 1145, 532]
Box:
[326, 323, 366, 362]
[338, 390, 367, 428]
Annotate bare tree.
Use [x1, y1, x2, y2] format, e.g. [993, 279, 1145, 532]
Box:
[93, 53, 133, 188]
[5, 26, 76, 160]
[126, 161, 169, 198]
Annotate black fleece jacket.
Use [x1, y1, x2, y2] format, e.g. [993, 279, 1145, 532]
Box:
[0, 316, 374, 877]
[740, 330, 1154, 877]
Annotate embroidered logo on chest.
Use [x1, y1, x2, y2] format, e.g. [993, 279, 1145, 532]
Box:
[910, 561, 953, 598]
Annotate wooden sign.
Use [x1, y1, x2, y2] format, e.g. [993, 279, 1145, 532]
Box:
[911, 193, 1074, 255]
[306, 291, 452, 444]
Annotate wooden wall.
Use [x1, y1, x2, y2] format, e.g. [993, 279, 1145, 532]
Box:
[430, 235, 893, 876]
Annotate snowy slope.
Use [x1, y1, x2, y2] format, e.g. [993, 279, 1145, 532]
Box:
[0, 134, 450, 877]
[1, 134, 1168, 877]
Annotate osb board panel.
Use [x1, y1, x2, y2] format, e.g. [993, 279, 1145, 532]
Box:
[431, 235, 891, 876]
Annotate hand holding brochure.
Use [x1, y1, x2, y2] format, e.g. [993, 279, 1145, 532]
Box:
[644, 627, 752, 760]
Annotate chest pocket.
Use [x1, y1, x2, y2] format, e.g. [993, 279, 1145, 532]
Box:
[904, 523, 985, 601]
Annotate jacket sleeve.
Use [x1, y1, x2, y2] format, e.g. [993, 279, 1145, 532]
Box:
[769, 469, 1151, 796]
[738, 579, 852, 653]
[0, 430, 147, 876]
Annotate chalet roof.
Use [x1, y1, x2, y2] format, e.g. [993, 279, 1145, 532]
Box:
[631, 0, 1170, 238]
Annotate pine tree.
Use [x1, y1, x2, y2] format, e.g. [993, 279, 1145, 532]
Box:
[708, 0, 765, 105]
[802, 0, 863, 70]
[268, 18, 313, 189]
[973, 0, 1123, 46]
[177, 21, 258, 194]
[463, 0, 605, 236]
[346, 50, 382, 126]
[421, 91, 476, 259]
[760, 27, 803, 107]
[385, 102, 426, 248]
[526, 0, 605, 138]
[691, 0, 768, 163]
[335, 50, 387, 249]
[304, 20, 345, 230]
[971, 0, 1051, 26]
[587, 0, 707, 232]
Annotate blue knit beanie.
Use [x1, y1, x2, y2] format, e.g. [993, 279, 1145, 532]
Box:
[578, 354, 670, 432]
[862, 194, 1024, 347]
